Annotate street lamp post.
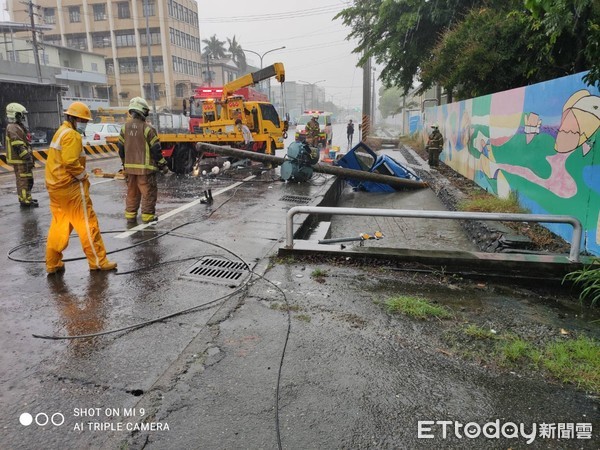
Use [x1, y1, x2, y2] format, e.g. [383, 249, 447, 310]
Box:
[242, 46, 286, 95]
[298, 80, 325, 110]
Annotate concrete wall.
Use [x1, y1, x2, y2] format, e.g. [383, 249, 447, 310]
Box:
[421, 72, 600, 256]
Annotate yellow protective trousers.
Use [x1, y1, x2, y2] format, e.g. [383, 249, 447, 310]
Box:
[46, 178, 111, 271]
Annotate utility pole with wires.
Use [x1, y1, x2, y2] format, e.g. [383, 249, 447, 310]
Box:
[23, 0, 42, 83]
[361, 54, 371, 142]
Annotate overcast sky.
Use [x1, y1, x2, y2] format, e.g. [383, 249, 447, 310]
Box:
[196, 0, 367, 109]
[0, 0, 369, 108]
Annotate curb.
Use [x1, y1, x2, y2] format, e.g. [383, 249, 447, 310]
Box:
[0, 143, 119, 173]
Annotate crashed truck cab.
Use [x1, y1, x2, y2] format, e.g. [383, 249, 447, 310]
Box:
[336, 142, 422, 192]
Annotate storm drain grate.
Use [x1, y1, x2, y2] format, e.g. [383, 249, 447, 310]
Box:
[279, 195, 312, 204]
[180, 256, 248, 286]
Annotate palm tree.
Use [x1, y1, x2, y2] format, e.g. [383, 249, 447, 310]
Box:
[227, 35, 247, 72]
[201, 35, 226, 59]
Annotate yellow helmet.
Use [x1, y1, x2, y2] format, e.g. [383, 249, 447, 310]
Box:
[6, 102, 27, 121]
[129, 97, 150, 116]
[65, 101, 92, 121]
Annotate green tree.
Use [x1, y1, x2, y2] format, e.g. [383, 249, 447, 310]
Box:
[335, 0, 482, 94]
[227, 35, 247, 73]
[421, 5, 542, 99]
[337, 0, 599, 100]
[523, 0, 600, 87]
[202, 34, 226, 59]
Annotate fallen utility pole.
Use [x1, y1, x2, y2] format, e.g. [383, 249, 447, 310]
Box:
[197, 143, 428, 190]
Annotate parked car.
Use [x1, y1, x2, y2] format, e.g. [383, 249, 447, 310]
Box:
[29, 129, 48, 145]
[83, 123, 121, 146]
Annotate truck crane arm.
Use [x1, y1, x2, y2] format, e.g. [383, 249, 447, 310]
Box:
[222, 62, 285, 100]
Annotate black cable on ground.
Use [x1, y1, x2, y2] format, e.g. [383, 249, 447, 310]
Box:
[32, 280, 250, 340]
[9, 183, 293, 449]
[249, 272, 292, 450]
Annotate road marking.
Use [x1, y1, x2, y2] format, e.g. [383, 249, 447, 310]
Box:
[90, 178, 115, 185]
[115, 174, 256, 239]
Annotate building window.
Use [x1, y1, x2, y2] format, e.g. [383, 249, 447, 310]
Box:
[139, 28, 161, 45]
[106, 60, 115, 74]
[93, 4, 106, 21]
[143, 0, 155, 17]
[175, 83, 187, 98]
[143, 84, 160, 100]
[115, 31, 136, 47]
[44, 34, 61, 46]
[91, 62, 99, 72]
[43, 8, 55, 24]
[118, 58, 138, 74]
[66, 34, 87, 50]
[69, 6, 81, 23]
[92, 32, 111, 48]
[96, 86, 109, 99]
[117, 2, 130, 19]
[142, 56, 163, 73]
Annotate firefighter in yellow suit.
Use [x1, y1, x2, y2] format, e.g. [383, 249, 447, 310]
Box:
[45, 101, 117, 274]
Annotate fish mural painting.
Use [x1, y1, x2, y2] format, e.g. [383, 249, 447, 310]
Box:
[555, 89, 600, 156]
[423, 72, 600, 255]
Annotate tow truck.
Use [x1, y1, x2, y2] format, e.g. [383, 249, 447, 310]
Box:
[160, 63, 289, 174]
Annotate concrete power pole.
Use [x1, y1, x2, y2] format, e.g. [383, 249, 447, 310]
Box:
[25, 0, 42, 83]
[361, 55, 371, 142]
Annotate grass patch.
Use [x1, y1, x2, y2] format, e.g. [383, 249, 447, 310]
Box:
[385, 295, 451, 320]
[270, 303, 301, 312]
[463, 324, 497, 340]
[272, 255, 295, 265]
[311, 268, 328, 278]
[498, 337, 532, 362]
[295, 314, 311, 322]
[564, 258, 600, 306]
[540, 336, 600, 392]
[458, 191, 525, 214]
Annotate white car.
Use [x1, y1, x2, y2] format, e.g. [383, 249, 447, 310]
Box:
[83, 123, 121, 146]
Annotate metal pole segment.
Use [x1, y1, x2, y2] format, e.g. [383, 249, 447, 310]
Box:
[195, 143, 428, 189]
[285, 206, 583, 262]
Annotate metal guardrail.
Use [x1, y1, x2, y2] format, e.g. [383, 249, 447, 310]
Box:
[285, 206, 583, 263]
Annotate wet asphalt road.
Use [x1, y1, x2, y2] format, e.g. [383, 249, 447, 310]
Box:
[1, 128, 599, 449]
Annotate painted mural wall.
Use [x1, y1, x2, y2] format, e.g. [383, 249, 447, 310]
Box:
[422, 72, 600, 256]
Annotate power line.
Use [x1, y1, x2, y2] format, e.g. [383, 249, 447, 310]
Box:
[198, 5, 342, 23]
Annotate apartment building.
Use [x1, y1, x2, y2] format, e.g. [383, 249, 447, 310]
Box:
[11, 0, 204, 112]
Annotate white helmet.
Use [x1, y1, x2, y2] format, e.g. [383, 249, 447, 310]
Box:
[6, 102, 27, 122]
[431, 123, 439, 129]
[129, 97, 150, 117]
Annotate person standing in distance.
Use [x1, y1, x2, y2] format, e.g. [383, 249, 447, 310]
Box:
[117, 97, 167, 224]
[235, 118, 254, 151]
[426, 123, 444, 167]
[45, 101, 117, 274]
[346, 119, 355, 149]
[5, 103, 38, 207]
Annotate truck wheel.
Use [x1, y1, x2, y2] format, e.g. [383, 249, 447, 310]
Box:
[172, 144, 196, 174]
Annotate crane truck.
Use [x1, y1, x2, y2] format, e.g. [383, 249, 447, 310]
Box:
[160, 63, 288, 174]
